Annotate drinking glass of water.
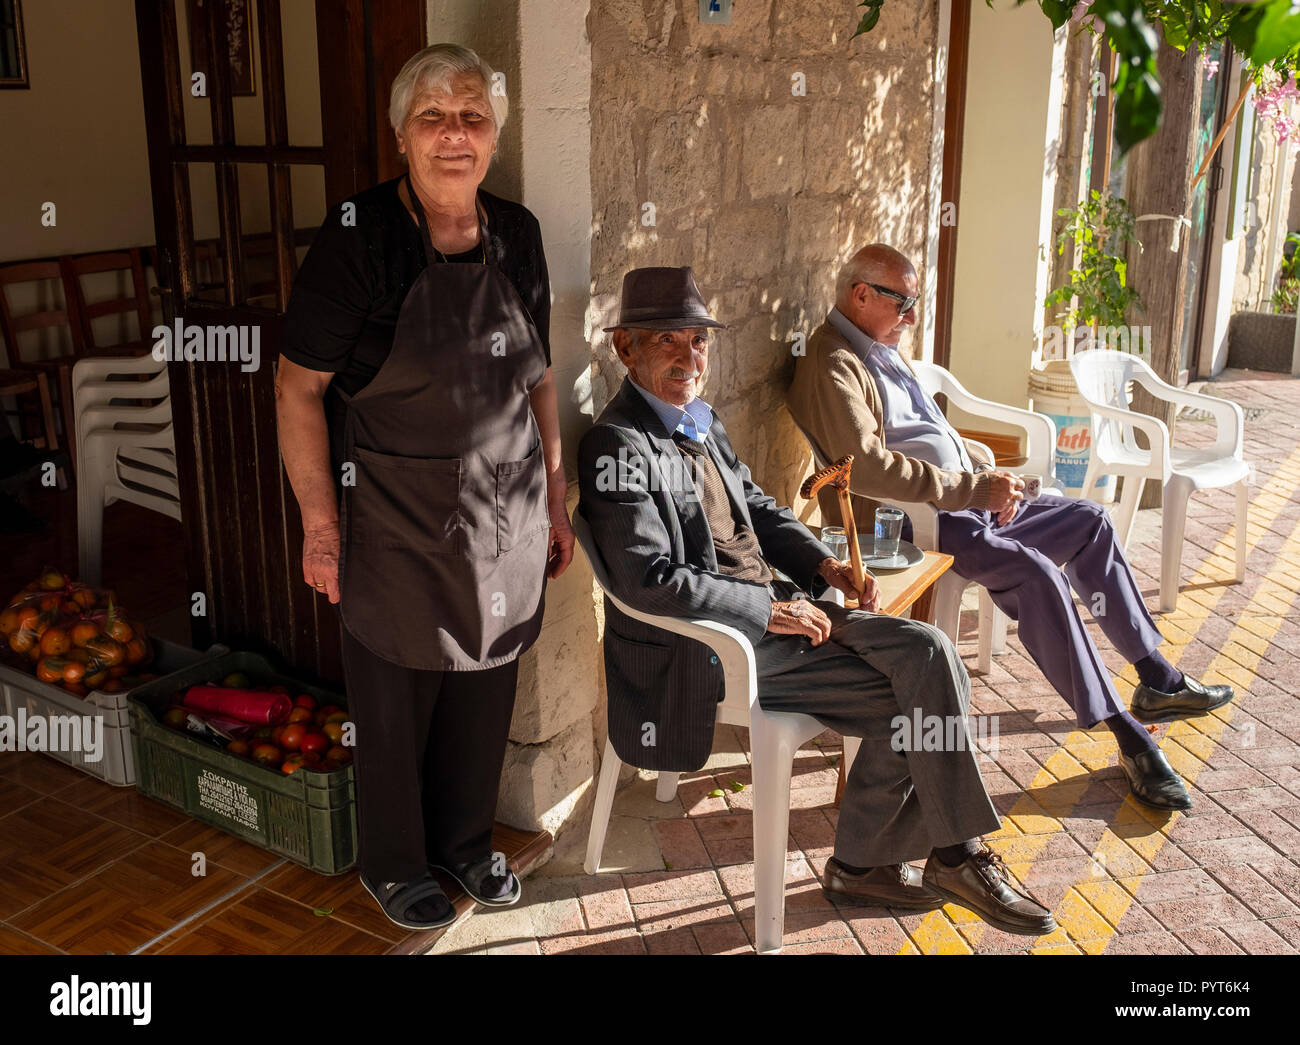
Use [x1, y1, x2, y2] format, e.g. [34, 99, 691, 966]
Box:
[874, 507, 905, 559]
[820, 526, 849, 607]
[820, 526, 849, 563]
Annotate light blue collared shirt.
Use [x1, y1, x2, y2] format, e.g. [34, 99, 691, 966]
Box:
[630, 380, 715, 443]
[827, 308, 973, 472]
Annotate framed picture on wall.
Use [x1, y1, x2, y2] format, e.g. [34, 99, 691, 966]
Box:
[0, 0, 28, 89]
[188, 0, 256, 97]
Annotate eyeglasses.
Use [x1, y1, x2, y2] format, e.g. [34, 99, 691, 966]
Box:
[858, 281, 918, 316]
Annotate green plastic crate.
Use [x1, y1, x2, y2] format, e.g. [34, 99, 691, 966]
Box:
[127, 651, 357, 875]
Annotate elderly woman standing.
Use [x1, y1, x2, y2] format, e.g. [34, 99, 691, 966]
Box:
[275, 44, 573, 929]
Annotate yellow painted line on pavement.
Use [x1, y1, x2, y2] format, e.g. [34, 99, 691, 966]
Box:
[897, 444, 1300, 954]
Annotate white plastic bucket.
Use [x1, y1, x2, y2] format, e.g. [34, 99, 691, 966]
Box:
[1028, 360, 1114, 503]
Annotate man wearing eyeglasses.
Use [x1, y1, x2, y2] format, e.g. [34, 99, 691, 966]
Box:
[788, 244, 1234, 815]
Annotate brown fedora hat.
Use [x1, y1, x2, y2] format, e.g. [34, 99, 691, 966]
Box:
[603, 266, 727, 332]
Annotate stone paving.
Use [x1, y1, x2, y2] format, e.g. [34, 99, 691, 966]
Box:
[431, 369, 1300, 955]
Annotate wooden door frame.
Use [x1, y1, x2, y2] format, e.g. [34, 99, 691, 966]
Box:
[133, 0, 425, 677]
[932, 0, 970, 370]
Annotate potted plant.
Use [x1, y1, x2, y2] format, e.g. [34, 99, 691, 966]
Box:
[1043, 190, 1145, 358]
[1225, 230, 1299, 373]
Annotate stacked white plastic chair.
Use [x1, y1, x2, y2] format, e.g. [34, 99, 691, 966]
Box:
[1069, 348, 1249, 613]
[574, 508, 822, 955]
[71, 353, 180, 586]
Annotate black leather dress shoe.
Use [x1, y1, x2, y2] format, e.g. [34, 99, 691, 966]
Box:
[822, 857, 946, 909]
[1131, 675, 1234, 722]
[922, 843, 1057, 936]
[1118, 748, 1192, 811]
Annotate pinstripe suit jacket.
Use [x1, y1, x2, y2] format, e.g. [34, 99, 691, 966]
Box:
[578, 377, 834, 771]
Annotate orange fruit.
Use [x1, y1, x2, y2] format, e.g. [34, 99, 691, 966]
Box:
[0, 607, 19, 634]
[38, 569, 65, 591]
[39, 627, 71, 657]
[124, 636, 150, 666]
[62, 660, 86, 684]
[84, 636, 125, 667]
[9, 630, 35, 654]
[37, 657, 67, 684]
[104, 616, 134, 643]
[71, 620, 100, 647]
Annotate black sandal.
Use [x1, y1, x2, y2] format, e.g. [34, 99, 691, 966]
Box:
[430, 854, 522, 908]
[360, 873, 457, 930]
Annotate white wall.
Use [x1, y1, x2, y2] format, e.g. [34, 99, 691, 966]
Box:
[0, 0, 153, 262]
[947, 0, 1065, 432]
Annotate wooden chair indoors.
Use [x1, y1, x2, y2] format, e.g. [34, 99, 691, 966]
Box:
[0, 259, 83, 471]
[60, 248, 155, 357]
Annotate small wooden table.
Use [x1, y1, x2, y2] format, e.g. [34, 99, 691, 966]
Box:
[832, 549, 954, 805]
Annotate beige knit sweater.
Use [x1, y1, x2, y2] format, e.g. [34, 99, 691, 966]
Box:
[786, 320, 993, 524]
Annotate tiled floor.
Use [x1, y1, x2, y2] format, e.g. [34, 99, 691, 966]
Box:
[4, 368, 1299, 955]
[0, 751, 550, 954]
[426, 368, 1300, 955]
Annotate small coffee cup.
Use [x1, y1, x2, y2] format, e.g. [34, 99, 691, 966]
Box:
[1020, 473, 1042, 502]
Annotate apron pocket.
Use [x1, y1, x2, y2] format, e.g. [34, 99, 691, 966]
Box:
[496, 442, 550, 555]
[350, 445, 463, 553]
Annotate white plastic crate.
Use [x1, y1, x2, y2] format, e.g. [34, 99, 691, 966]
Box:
[0, 639, 225, 786]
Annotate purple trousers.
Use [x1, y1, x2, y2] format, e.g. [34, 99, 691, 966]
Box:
[937, 496, 1163, 728]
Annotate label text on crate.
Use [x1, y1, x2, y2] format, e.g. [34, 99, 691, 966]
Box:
[196, 769, 259, 831]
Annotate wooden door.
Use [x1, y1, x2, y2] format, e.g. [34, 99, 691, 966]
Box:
[133, 0, 424, 681]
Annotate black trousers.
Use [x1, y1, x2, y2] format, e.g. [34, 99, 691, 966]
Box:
[339, 624, 520, 883]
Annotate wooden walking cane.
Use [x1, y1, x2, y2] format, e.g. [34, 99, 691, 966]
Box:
[800, 455, 865, 600]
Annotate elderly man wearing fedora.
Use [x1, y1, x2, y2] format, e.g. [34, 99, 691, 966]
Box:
[577, 266, 1058, 936]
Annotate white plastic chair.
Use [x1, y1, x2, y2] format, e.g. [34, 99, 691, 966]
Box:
[574, 507, 823, 955]
[72, 355, 180, 585]
[1069, 349, 1249, 613]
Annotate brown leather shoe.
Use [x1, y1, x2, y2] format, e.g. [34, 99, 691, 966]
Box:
[822, 857, 946, 909]
[922, 843, 1058, 936]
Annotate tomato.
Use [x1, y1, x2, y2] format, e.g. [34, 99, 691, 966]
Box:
[326, 745, 353, 765]
[226, 740, 251, 757]
[252, 743, 282, 766]
[162, 707, 188, 728]
[299, 732, 329, 758]
[322, 721, 344, 745]
[287, 707, 314, 725]
[279, 724, 306, 751]
[314, 704, 343, 727]
[293, 694, 318, 711]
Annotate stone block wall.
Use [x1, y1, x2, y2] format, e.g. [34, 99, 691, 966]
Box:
[586, 0, 942, 515]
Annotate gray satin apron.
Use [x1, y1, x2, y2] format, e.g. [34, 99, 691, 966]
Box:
[337, 177, 550, 670]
